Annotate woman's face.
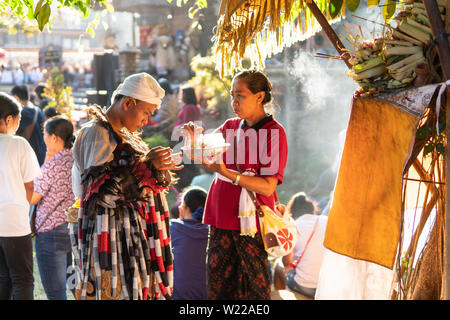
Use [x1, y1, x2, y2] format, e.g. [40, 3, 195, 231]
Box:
[43, 128, 56, 149]
[230, 78, 264, 120]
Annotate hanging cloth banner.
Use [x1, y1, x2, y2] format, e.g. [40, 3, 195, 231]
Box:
[323, 83, 439, 269]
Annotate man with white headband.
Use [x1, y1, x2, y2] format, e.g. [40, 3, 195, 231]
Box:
[70, 72, 182, 300]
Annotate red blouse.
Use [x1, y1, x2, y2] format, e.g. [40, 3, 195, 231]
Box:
[203, 115, 288, 231]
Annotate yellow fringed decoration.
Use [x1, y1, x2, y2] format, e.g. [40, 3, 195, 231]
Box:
[213, 0, 343, 77]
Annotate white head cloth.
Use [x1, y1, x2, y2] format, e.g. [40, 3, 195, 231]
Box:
[111, 72, 165, 107]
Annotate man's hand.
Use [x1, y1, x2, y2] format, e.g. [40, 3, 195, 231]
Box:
[148, 147, 184, 171]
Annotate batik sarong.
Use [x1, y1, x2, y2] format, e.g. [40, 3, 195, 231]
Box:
[206, 226, 270, 300]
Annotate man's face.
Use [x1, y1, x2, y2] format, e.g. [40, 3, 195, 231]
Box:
[123, 97, 158, 132]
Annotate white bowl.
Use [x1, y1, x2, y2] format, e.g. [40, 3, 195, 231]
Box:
[181, 143, 230, 163]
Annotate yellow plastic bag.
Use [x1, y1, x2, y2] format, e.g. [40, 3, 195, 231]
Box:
[258, 205, 299, 258]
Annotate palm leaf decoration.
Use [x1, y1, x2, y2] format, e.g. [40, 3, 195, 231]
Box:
[212, 0, 346, 77]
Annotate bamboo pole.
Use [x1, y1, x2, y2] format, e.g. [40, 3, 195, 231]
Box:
[423, 0, 450, 79]
[402, 160, 439, 272]
[446, 0, 450, 298]
[423, 0, 450, 300]
[305, 0, 352, 69]
[443, 0, 450, 300]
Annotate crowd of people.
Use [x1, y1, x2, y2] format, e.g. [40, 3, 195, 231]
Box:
[0, 62, 93, 90]
[0, 70, 332, 300]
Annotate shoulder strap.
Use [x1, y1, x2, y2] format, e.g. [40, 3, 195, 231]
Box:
[34, 197, 66, 234]
[292, 216, 320, 269]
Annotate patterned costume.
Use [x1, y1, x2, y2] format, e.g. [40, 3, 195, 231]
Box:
[71, 106, 174, 300]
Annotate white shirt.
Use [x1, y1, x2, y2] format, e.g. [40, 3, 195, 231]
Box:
[0, 134, 41, 236]
[292, 214, 328, 288]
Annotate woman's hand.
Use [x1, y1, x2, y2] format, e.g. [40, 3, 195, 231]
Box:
[201, 156, 277, 196]
[204, 157, 278, 197]
[148, 147, 184, 171]
[30, 192, 43, 205]
[201, 156, 227, 175]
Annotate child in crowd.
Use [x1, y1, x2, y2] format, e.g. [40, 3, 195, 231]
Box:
[170, 186, 209, 300]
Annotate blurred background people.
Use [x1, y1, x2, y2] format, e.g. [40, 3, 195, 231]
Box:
[153, 78, 178, 125]
[43, 107, 60, 121]
[34, 84, 50, 110]
[275, 191, 328, 299]
[11, 85, 46, 166]
[190, 167, 214, 191]
[174, 86, 201, 129]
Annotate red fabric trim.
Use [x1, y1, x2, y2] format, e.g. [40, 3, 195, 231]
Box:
[149, 207, 157, 224]
[158, 282, 168, 296]
[156, 256, 166, 273]
[150, 248, 157, 260]
[84, 173, 110, 202]
[98, 232, 110, 253]
[143, 287, 149, 300]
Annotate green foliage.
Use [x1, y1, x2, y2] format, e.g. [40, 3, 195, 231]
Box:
[0, 0, 113, 32]
[43, 67, 74, 117]
[368, 0, 381, 8]
[416, 110, 446, 157]
[329, 0, 343, 19]
[346, 0, 360, 12]
[0, 5, 38, 34]
[143, 134, 170, 149]
[34, 0, 50, 31]
[416, 125, 432, 140]
[187, 54, 233, 121]
[423, 135, 446, 156]
[382, 0, 397, 22]
[167, 0, 208, 30]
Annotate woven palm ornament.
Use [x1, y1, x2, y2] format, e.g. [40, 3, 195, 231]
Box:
[213, 0, 344, 77]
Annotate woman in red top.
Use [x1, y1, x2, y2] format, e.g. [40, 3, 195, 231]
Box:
[196, 70, 288, 299]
